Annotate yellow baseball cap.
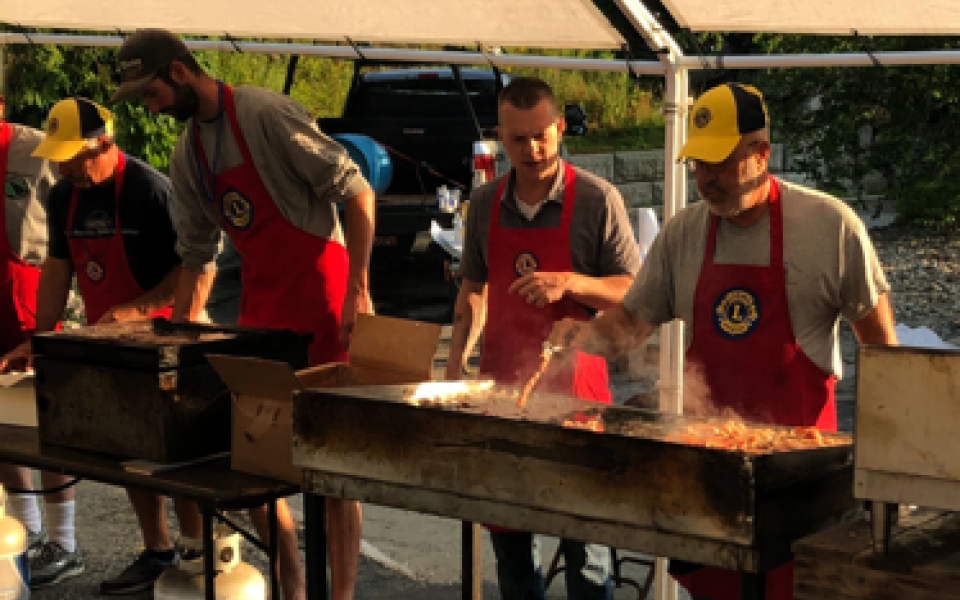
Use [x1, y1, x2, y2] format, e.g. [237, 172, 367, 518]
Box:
[678, 83, 768, 163]
[32, 97, 115, 162]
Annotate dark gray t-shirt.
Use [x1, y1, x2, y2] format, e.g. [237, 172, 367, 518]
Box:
[461, 162, 640, 282]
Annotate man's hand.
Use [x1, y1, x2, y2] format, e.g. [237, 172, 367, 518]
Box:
[548, 317, 588, 353]
[340, 286, 374, 348]
[97, 304, 148, 325]
[508, 272, 576, 308]
[0, 341, 34, 373]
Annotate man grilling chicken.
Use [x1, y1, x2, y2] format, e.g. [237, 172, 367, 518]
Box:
[445, 76, 640, 600]
[549, 82, 899, 600]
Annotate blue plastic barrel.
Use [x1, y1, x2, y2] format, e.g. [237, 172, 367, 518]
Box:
[330, 134, 393, 196]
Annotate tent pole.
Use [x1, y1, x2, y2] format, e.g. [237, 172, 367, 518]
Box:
[651, 59, 687, 600]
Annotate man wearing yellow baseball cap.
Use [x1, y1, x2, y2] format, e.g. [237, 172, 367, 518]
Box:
[547, 82, 898, 600]
[4, 97, 205, 595]
[32, 97, 116, 164]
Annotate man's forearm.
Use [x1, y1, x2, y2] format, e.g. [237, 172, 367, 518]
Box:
[567, 274, 635, 312]
[344, 189, 375, 293]
[123, 265, 182, 317]
[171, 267, 217, 322]
[445, 280, 486, 378]
[852, 293, 898, 346]
[551, 303, 656, 360]
[34, 259, 74, 332]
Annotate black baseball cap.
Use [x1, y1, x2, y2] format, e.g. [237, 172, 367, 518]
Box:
[111, 29, 191, 103]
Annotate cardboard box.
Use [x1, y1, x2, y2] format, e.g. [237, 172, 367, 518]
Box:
[208, 314, 441, 484]
[0, 372, 36, 427]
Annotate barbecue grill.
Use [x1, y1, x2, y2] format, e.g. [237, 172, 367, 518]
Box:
[33, 318, 311, 463]
[855, 345, 960, 553]
[293, 382, 856, 573]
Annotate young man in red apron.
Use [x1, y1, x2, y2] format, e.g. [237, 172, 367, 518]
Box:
[0, 96, 86, 590]
[3, 97, 197, 595]
[446, 77, 640, 600]
[112, 29, 376, 600]
[549, 83, 899, 600]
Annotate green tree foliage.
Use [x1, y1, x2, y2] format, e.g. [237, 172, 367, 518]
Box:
[745, 34, 960, 227]
[504, 48, 664, 151]
[3, 42, 181, 172]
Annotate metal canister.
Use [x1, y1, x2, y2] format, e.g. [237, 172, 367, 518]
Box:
[0, 485, 29, 599]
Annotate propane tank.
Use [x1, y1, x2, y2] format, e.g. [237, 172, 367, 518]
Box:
[154, 525, 265, 600]
[0, 485, 30, 600]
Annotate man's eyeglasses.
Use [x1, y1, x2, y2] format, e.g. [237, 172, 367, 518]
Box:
[682, 140, 761, 174]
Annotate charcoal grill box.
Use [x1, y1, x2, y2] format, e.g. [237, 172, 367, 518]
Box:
[32, 318, 311, 463]
[208, 314, 441, 484]
[292, 389, 857, 571]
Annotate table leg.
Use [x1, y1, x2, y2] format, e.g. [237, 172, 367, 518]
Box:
[462, 521, 482, 600]
[269, 500, 280, 600]
[203, 506, 215, 600]
[741, 572, 765, 600]
[305, 494, 328, 600]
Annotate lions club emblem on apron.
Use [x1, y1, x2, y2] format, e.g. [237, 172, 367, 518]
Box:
[713, 287, 761, 339]
[221, 190, 253, 230]
[85, 260, 105, 283]
[514, 251, 539, 277]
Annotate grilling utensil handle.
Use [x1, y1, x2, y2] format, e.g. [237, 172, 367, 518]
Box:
[517, 342, 563, 409]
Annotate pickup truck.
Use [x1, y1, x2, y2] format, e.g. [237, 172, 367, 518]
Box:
[318, 62, 508, 255]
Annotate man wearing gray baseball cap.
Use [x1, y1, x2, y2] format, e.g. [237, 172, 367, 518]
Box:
[112, 28, 376, 600]
[111, 30, 193, 104]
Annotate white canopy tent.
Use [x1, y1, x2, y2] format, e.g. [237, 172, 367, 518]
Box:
[661, 0, 960, 35]
[2, 2, 959, 598]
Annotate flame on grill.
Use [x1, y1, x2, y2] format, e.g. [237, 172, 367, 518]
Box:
[405, 380, 499, 407]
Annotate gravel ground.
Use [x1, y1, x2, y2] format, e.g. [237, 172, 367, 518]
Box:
[833, 224, 960, 432]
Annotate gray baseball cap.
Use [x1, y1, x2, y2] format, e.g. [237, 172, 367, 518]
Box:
[111, 29, 191, 103]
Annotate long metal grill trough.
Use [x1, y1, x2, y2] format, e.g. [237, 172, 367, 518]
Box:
[34, 318, 311, 463]
[293, 382, 855, 572]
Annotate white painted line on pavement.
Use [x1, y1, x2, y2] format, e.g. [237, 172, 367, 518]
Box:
[360, 539, 418, 580]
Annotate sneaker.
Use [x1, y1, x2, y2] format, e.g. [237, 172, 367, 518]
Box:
[26, 530, 48, 560]
[99, 549, 178, 596]
[29, 541, 85, 589]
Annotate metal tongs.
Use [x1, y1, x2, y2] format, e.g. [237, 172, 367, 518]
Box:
[517, 342, 565, 409]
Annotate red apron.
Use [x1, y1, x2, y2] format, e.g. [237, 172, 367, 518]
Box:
[479, 162, 610, 533]
[68, 152, 173, 324]
[677, 177, 836, 600]
[0, 122, 41, 354]
[479, 162, 610, 401]
[192, 84, 348, 366]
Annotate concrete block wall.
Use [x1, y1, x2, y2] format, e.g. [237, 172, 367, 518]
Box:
[568, 142, 793, 214]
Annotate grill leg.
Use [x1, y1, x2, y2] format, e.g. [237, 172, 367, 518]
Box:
[741, 572, 765, 600]
[462, 522, 482, 600]
[203, 507, 215, 600]
[305, 494, 328, 600]
[871, 501, 896, 554]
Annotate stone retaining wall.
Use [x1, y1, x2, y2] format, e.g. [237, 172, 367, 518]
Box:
[568, 143, 810, 214]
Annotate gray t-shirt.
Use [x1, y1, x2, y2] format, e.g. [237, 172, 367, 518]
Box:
[4, 124, 54, 266]
[461, 162, 640, 282]
[170, 86, 371, 271]
[622, 178, 890, 377]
